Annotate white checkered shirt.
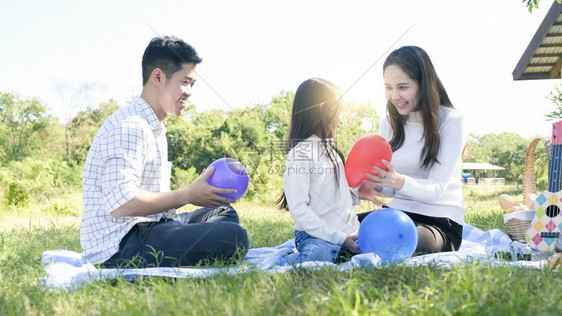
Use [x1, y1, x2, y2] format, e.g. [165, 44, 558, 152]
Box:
[80, 96, 175, 264]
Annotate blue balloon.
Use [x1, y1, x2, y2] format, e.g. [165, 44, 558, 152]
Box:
[358, 208, 418, 263]
[207, 158, 249, 200]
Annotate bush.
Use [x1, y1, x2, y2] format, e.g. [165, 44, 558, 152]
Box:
[170, 166, 198, 190]
[0, 158, 82, 208]
[5, 182, 29, 207]
[40, 192, 82, 217]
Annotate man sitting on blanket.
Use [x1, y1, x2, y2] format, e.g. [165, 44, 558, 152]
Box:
[80, 35, 249, 268]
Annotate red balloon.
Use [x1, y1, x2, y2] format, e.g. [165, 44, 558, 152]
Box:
[345, 134, 392, 187]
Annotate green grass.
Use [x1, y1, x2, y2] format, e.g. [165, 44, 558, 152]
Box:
[1, 185, 561, 315]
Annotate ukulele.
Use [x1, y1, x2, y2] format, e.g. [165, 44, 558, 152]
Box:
[525, 120, 562, 252]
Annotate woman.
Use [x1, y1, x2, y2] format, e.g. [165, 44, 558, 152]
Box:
[363, 46, 466, 254]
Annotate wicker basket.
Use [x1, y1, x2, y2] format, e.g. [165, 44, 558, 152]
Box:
[504, 137, 552, 241]
[505, 218, 532, 241]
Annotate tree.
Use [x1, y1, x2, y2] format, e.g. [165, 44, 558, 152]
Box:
[264, 91, 294, 142]
[524, 0, 540, 12]
[67, 99, 120, 165]
[0, 92, 53, 162]
[166, 102, 277, 200]
[466, 132, 548, 185]
[54, 82, 103, 159]
[545, 84, 562, 121]
[337, 101, 381, 157]
[523, 0, 562, 13]
[166, 103, 198, 171]
[463, 134, 487, 163]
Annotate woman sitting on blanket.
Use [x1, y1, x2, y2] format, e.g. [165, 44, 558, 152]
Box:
[360, 45, 466, 255]
[277, 78, 380, 264]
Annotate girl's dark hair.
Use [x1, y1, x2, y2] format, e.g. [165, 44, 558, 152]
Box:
[383, 45, 454, 169]
[277, 78, 344, 210]
[141, 35, 202, 85]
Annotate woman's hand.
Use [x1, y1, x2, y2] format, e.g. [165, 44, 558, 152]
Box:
[367, 160, 405, 190]
[343, 233, 360, 254]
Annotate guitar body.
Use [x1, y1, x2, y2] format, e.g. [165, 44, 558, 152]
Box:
[525, 121, 562, 252]
[525, 191, 562, 251]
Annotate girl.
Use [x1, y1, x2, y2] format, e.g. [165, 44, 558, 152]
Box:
[364, 46, 466, 255]
[278, 78, 377, 264]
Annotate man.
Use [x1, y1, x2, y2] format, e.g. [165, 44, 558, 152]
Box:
[80, 36, 249, 268]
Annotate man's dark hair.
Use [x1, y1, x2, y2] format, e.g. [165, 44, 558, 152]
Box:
[141, 36, 202, 85]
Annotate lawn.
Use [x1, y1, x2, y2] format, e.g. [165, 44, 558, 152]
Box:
[0, 185, 560, 315]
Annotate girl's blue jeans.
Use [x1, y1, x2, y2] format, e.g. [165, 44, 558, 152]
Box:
[284, 230, 342, 264]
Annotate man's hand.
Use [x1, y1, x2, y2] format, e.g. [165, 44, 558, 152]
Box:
[184, 166, 237, 208]
[111, 166, 237, 218]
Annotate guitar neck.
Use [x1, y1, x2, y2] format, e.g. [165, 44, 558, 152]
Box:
[548, 121, 562, 193]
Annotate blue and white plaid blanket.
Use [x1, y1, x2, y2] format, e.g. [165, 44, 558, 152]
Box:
[40, 225, 545, 290]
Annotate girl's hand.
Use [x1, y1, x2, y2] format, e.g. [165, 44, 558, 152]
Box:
[343, 233, 360, 254]
[367, 160, 405, 190]
[358, 183, 386, 206]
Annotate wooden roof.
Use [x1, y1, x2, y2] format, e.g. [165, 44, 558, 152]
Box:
[513, 1, 562, 80]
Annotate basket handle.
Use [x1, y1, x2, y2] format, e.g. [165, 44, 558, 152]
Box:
[523, 137, 552, 197]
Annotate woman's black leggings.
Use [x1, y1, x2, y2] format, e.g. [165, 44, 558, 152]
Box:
[357, 209, 463, 256]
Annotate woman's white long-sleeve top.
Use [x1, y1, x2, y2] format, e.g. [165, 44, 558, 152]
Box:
[380, 106, 466, 225]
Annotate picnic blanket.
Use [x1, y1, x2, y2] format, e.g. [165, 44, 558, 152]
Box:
[40, 225, 546, 291]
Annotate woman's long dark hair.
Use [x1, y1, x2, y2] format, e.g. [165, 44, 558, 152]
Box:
[383, 46, 454, 169]
[277, 78, 344, 210]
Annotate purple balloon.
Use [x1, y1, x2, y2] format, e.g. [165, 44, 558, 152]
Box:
[358, 208, 418, 263]
[207, 158, 249, 200]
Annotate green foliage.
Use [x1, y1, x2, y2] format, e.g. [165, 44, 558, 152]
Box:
[264, 90, 293, 141]
[465, 133, 547, 185]
[545, 84, 562, 121]
[171, 166, 198, 190]
[523, 0, 562, 13]
[337, 101, 380, 156]
[166, 93, 380, 202]
[463, 185, 511, 231]
[35, 120, 66, 160]
[166, 95, 292, 202]
[0, 92, 54, 162]
[523, 0, 540, 12]
[0, 158, 81, 209]
[40, 194, 83, 217]
[5, 182, 29, 207]
[0, 87, 552, 211]
[67, 98, 119, 166]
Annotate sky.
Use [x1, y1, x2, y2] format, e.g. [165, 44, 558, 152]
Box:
[0, 0, 560, 138]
